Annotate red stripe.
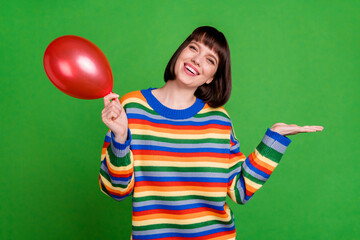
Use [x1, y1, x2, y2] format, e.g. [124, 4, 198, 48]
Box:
[129, 118, 231, 131]
[108, 171, 133, 178]
[245, 189, 254, 197]
[248, 154, 272, 175]
[140, 228, 236, 240]
[133, 150, 227, 158]
[133, 206, 225, 216]
[136, 181, 227, 188]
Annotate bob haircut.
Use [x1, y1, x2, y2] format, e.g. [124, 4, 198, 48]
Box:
[164, 26, 231, 108]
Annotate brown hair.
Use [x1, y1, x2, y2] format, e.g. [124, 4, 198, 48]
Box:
[164, 26, 231, 108]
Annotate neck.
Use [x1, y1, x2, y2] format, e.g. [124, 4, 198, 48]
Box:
[153, 80, 197, 109]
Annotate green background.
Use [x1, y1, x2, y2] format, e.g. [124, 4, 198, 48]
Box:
[1, 0, 359, 239]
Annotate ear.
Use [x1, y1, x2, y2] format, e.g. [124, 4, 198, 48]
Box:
[206, 78, 213, 84]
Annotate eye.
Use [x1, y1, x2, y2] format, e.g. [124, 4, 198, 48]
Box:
[207, 58, 215, 65]
[189, 45, 197, 51]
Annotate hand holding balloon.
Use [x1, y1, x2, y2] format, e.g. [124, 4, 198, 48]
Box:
[102, 93, 128, 144]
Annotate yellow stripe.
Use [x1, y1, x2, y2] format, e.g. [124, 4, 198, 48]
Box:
[254, 149, 278, 168]
[134, 160, 228, 168]
[244, 176, 262, 189]
[131, 129, 229, 140]
[132, 213, 231, 226]
[105, 150, 134, 171]
[133, 190, 226, 198]
[198, 106, 229, 117]
[100, 174, 134, 193]
[123, 97, 151, 109]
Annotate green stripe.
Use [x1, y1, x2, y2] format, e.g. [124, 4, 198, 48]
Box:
[242, 168, 266, 185]
[134, 166, 228, 173]
[133, 195, 225, 203]
[107, 145, 131, 166]
[100, 169, 130, 189]
[194, 110, 230, 119]
[228, 160, 243, 173]
[133, 219, 233, 231]
[232, 175, 244, 204]
[256, 142, 283, 163]
[100, 179, 111, 195]
[124, 102, 159, 115]
[132, 134, 229, 144]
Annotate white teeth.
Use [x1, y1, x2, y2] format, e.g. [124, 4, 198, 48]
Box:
[185, 65, 198, 75]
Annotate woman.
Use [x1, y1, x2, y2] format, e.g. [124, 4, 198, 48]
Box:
[99, 26, 324, 239]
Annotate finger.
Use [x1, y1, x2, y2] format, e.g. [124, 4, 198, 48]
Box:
[103, 104, 122, 120]
[303, 126, 324, 131]
[300, 126, 319, 132]
[104, 93, 120, 107]
[108, 101, 123, 112]
[106, 110, 120, 120]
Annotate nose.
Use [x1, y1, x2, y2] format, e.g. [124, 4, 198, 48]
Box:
[191, 55, 201, 66]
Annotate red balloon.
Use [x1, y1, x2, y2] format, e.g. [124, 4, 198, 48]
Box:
[43, 35, 113, 99]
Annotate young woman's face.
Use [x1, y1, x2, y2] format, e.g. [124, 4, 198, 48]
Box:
[174, 41, 219, 89]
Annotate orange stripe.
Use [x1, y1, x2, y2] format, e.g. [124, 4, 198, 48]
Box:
[245, 184, 257, 195]
[248, 153, 272, 175]
[252, 154, 275, 171]
[133, 207, 225, 217]
[135, 185, 225, 193]
[133, 208, 229, 221]
[136, 181, 227, 188]
[133, 150, 227, 158]
[120, 90, 145, 103]
[135, 154, 226, 163]
[129, 119, 231, 131]
[106, 161, 133, 176]
[102, 178, 134, 195]
[208, 230, 236, 240]
[129, 123, 229, 135]
[229, 152, 246, 164]
[150, 229, 235, 240]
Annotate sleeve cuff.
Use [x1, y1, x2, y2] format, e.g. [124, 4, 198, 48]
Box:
[111, 128, 132, 150]
[266, 128, 291, 146]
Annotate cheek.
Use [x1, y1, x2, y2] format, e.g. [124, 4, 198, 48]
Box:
[204, 64, 217, 77]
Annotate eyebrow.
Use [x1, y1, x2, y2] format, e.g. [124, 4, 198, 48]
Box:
[191, 41, 218, 64]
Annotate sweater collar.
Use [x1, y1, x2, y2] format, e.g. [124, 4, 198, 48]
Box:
[141, 87, 205, 120]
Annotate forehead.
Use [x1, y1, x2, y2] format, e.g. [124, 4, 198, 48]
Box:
[190, 40, 219, 59]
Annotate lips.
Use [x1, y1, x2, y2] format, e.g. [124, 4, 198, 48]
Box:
[184, 63, 199, 76]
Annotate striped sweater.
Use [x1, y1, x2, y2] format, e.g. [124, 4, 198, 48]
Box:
[99, 87, 291, 240]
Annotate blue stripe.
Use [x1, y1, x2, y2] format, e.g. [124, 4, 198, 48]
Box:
[127, 113, 231, 127]
[109, 192, 132, 201]
[102, 161, 132, 181]
[131, 144, 228, 153]
[135, 176, 228, 183]
[133, 203, 223, 212]
[265, 128, 291, 146]
[132, 225, 235, 239]
[244, 158, 270, 179]
[230, 147, 240, 154]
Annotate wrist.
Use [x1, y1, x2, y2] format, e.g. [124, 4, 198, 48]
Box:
[270, 127, 284, 136]
[113, 131, 128, 144]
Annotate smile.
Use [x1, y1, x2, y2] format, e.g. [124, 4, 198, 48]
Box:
[184, 63, 199, 76]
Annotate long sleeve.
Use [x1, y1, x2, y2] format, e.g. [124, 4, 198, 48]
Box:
[227, 126, 292, 204]
[99, 128, 135, 201]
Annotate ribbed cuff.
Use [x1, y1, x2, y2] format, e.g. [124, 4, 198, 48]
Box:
[110, 129, 132, 158]
[266, 128, 291, 146]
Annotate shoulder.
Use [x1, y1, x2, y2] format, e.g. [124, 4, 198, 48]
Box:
[198, 103, 232, 121]
[120, 90, 147, 106]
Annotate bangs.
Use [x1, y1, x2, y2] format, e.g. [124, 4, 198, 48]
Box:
[190, 30, 228, 66]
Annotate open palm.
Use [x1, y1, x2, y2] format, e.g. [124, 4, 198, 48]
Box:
[270, 123, 324, 136]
